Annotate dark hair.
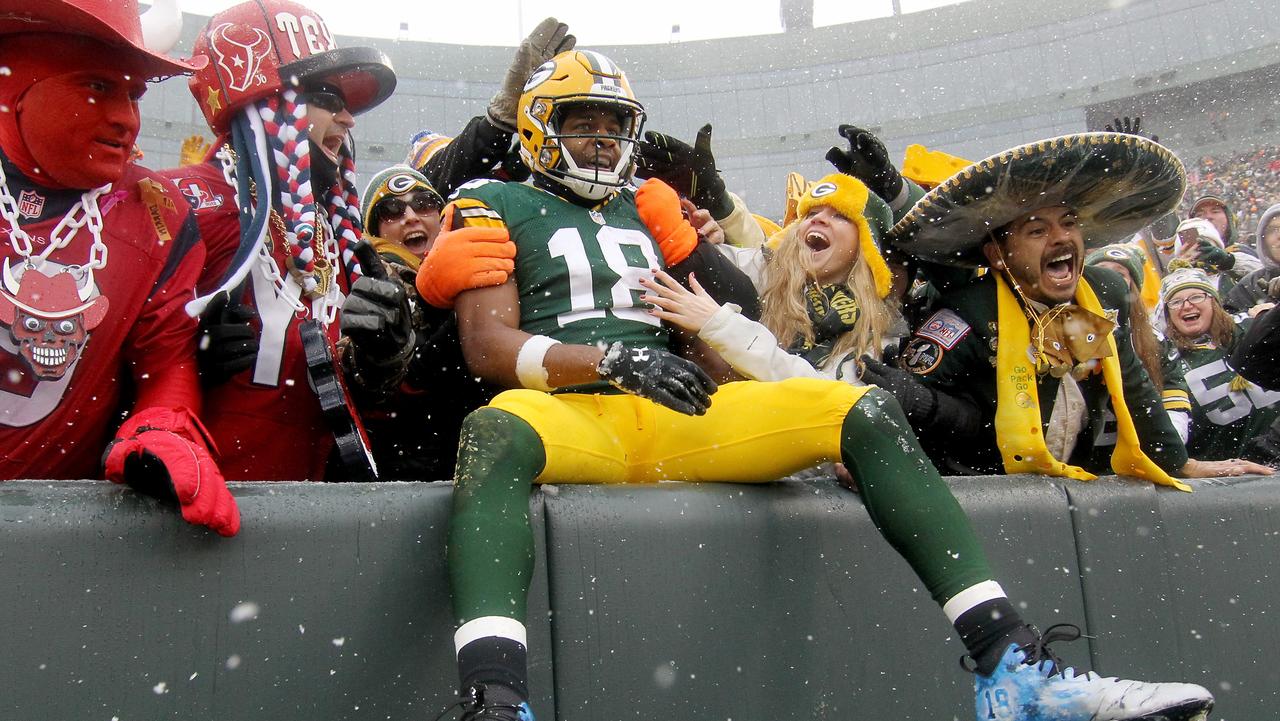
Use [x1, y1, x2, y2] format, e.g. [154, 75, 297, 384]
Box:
[1127, 292, 1164, 389]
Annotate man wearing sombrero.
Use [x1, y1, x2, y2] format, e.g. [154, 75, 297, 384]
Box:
[0, 0, 238, 535]
[887, 132, 1270, 483]
[161, 0, 411, 481]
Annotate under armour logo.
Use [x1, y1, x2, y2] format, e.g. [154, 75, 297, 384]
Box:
[630, 348, 651, 362]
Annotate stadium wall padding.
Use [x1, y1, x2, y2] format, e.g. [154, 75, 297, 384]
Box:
[1, 475, 1276, 720]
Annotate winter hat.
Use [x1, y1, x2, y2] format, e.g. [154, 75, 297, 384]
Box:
[795, 173, 893, 299]
[405, 129, 453, 171]
[1255, 203, 1280, 268]
[1156, 267, 1219, 334]
[1174, 217, 1224, 256]
[1085, 244, 1147, 290]
[360, 164, 442, 235]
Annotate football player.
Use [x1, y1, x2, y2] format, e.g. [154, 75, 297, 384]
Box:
[419, 50, 1214, 721]
[0, 0, 238, 535]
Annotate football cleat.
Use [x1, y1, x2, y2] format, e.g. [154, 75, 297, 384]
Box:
[974, 624, 1214, 721]
[434, 683, 534, 721]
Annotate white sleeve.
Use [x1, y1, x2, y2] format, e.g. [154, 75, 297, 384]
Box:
[718, 192, 768, 249]
[711, 243, 769, 292]
[697, 304, 828, 382]
[1230, 251, 1264, 279]
[1167, 408, 1191, 444]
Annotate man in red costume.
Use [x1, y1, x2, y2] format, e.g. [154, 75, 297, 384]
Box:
[162, 0, 410, 481]
[0, 0, 239, 535]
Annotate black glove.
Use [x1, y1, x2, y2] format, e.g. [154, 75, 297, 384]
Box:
[824, 124, 904, 202]
[637, 124, 733, 220]
[197, 290, 258, 385]
[1196, 238, 1234, 270]
[858, 357, 936, 424]
[1104, 116, 1159, 143]
[341, 276, 415, 366]
[597, 341, 717, 416]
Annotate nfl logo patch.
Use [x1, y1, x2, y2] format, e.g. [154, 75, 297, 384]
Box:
[17, 190, 44, 218]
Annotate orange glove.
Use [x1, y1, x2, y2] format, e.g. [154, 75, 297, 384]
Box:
[635, 178, 698, 266]
[415, 204, 517, 308]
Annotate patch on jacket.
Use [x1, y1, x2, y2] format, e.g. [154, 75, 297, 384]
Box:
[915, 308, 970, 350]
[902, 337, 943, 375]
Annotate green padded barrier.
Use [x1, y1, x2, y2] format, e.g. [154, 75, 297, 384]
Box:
[0, 481, 555, 721]
[539, 476, 1089, 721]
[1067, 475, 1280, 721]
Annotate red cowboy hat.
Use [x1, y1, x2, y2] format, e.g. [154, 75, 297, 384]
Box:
[0, 0, 205, 79]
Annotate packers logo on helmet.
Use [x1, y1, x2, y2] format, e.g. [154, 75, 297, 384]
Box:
[516, 50, 645, 201]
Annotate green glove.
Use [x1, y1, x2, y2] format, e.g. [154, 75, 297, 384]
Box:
[637, 124, 733, 220]
[824, 124, 904, 203]
[1196, 238, 1234, 270]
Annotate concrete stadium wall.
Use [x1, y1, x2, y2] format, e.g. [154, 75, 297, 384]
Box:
[137, 0, 1280, 218]
[3, 475, 1278, 720]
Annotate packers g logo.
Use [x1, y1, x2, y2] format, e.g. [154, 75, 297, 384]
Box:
[811, 182, 838, 198]
[385, 173, 419, 195]
[524, 61, 555, 92]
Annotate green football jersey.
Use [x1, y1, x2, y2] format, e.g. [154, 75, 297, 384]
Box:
[1163, 322, 1280, 460]
[452, 179, 668, 352]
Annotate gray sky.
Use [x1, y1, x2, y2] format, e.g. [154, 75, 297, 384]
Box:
[182, 0, 967, 45]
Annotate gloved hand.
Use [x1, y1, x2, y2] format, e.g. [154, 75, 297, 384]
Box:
[637, 124, 733, 219]
[1104, 116, 1159, 143]
[859, 356, 937, 424]
[597, 341, 718, 416]
[104, 407, 240, 537]
[343, 241, 415, 369]
[197, 290, 258, 385]
[415, 205, 517, 308]
[1195, 237, 1234, 270]
[487, 18, 575, 131]
[634, 178, 698, 266]
[824, 124, 904, 202]
[1268, 275, 1280, 300]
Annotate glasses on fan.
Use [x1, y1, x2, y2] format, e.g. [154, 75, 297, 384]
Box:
[376, 192, 440, 223]
[1168, 292, 1211, 310]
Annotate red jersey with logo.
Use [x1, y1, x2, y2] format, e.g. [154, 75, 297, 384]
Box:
[159, 159, 346, 481]
[0, 162, 205, 480]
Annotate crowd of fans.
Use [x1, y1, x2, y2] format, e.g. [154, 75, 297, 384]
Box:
[1182, 144, 1280, 236]
[5, 1, 1279, 720]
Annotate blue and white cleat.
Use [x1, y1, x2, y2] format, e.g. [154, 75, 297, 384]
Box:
[435, 683, 535, 721]
[974, 625, 1214, 721]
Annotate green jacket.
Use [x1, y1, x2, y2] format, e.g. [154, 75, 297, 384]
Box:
[906, 266, 1188, 475]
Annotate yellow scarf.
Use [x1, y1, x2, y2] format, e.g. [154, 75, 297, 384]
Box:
[994, 273, 1189, 491]
[369, 235, 422, 272]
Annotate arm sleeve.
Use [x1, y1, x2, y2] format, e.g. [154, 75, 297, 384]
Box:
[717, 192, 768, 249]
[127, 212, 206, 414]
[419, 116, 513, 201]
[696, 304, 826, 382]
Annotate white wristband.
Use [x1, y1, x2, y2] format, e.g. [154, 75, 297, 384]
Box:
[515, 335, 561, 391]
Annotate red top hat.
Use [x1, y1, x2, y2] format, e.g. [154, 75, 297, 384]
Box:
[0, 0, 205, 79]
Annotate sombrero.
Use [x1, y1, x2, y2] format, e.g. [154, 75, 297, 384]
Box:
[888, 133, 1186, 267]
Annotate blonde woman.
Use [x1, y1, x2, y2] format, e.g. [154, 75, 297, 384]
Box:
[640, 173, 894, 382]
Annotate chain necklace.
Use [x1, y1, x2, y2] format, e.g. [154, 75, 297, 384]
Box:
[219, 142, 337, 316]
[0, 160, 108, 277]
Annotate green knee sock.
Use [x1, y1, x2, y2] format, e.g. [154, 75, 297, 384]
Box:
[841, 389, 995, 605]
[449, 408, 547, 625]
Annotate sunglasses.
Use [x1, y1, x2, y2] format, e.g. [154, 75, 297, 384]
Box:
[376, 192, 440, 223]
[1168, 292, 1212, 310]
[301, 89, 347, 114]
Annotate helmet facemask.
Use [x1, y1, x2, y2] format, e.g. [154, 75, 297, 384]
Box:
[529, 99, 644, 201]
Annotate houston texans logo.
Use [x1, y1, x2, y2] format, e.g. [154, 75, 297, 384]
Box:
[209, 22, 272, 93]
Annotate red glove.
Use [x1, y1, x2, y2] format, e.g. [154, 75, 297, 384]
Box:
[635, 178, 698, 266]
[104, 407, 240, 537]
[416, 204, 517, 309]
